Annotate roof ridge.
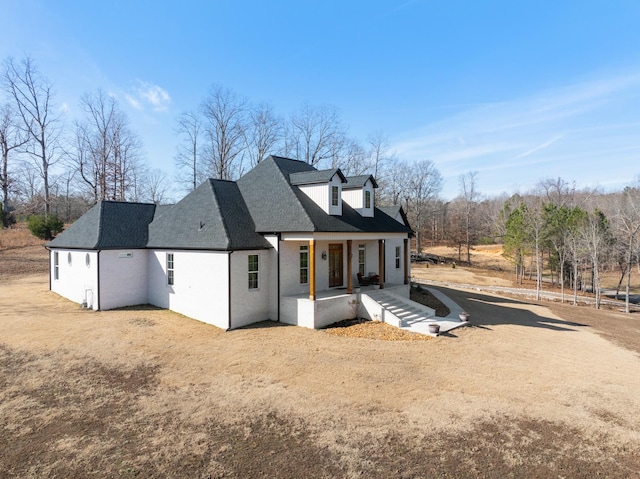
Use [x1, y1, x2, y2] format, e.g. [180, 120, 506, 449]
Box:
[270, 157, 316, 229]
[94, 201, 105, 249]
[207, 179, 232, 250]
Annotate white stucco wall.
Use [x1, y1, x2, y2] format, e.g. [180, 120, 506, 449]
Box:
[264, 235, 279, 322]
[50, 249, 99, 309]
[229, 249, 273, 329]
[280, 241, 313, 297]
[384, 237, 406, 285]
[352, 240, 375, 285]
[148, 250, 230, 329]
[281, 293, 355, 329]
[98, 249, 149, 310]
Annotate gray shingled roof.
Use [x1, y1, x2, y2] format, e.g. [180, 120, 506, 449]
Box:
[290, 168, 347, 185]
[344, 174, 378, 189]
[379, 205, 411, 229]
[47, 201, 157, 249]
[147, 179, 271, 250]
[238, 156, 319, 232]
[238, 155, 412, 234]
[49, 156, 410, 252]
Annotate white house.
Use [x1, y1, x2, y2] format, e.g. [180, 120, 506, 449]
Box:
[48, 156, 414, 330]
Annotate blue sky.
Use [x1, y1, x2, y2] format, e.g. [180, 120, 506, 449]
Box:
[2, 0, 639, 200]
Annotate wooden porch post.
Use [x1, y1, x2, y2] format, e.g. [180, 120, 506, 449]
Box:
[309, 239, 316, 301]
[378, 239, 385, 289]
[404, 238, 409, 284]
[346, 240, 353, 294]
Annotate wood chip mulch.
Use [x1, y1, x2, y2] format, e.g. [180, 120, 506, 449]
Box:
[324, 320, 432, 341]
[323, 286, 450, 341]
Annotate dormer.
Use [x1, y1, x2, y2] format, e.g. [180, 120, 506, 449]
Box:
[343, 175, 378, 217]
[290, 168, 347, 215]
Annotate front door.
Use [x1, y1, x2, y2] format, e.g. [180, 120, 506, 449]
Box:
[328, 243, 343, 287]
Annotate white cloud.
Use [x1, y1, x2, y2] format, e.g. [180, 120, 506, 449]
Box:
[136, 81, 171, 111]
[125, 94, 142, 110]
[391, 70, 640, 197]
[125, 80, 171, 112]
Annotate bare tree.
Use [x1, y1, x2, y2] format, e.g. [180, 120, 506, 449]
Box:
[581, 209, 614, 309]
[141, 168, 171, 204]
[459, 171, 479, 265]
[524, 194, 545, 300]
[244, 102, 282, 168]
[406, 160, 443, 254]
[614, 185, 640, 313]
[366, 131, 395, 186]
[336, 138, 368, 176]
[174, 110, 202, 191]
[444, 197, 468, 261]
[0, 103, 28, 226]
[3, 56, 62, 216]
[73, 89, 143, 202]
[379, 158, 410, 206]
[201, 85, 247, 180]
[537, 177, 576, 207]
[285, 103, 344, 167]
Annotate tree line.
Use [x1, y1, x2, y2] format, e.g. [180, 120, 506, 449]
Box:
[0, 54, 446, 234]
[2, 55, 639, 310]
[1, 55, 168, 227]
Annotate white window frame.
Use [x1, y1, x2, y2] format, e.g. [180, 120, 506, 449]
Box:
[248, 254, 259, 290]
[167, 253, 174, 285]
[331, 185, 339, 207]
[54, 251, 59, 280]
[358, 244, 366, 276]
[299, 245, 309, 284]
[395, 246, 401, 269]
[364, 190, 371, 209]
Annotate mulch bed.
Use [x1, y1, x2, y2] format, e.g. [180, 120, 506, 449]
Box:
[324, 285, 450, 341]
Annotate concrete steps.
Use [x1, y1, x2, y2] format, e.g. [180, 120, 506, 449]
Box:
[361, 287, 469, 337]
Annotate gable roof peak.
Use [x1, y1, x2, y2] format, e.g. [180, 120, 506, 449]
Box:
[289, 168, 347, 186]
[344, 174, 379, 189]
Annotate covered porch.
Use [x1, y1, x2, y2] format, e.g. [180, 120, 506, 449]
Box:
[277, 232, 411, 328]
[281, 283, 410, 329]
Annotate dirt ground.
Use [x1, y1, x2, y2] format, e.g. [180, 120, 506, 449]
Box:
[1, 243, 640, 477]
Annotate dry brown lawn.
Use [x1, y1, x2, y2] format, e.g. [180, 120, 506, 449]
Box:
[1, 237, 640, 478]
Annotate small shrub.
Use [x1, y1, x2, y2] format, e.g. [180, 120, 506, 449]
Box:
[0, 203, 16, 228]
[27, 214, 64, 240]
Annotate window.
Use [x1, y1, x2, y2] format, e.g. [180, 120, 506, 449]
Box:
[85, 253, 91, 268]
[248, 254, 259, 289]
[395, 246, 401, 269]
[54, 252, 59, 280]
[364, 190, 371, 209]
[331, 185, 339, 207]
[358, 244, 366, 276]
[299, 245, 309, 284]
[167, 253, 174, 285]
[67, 252, 72, 266]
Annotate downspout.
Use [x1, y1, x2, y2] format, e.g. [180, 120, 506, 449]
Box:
[277, 234, 281, 322]
[227, 250, 233, 331]
[47, 247, 51, 291]
[96, 250, 101, 310]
